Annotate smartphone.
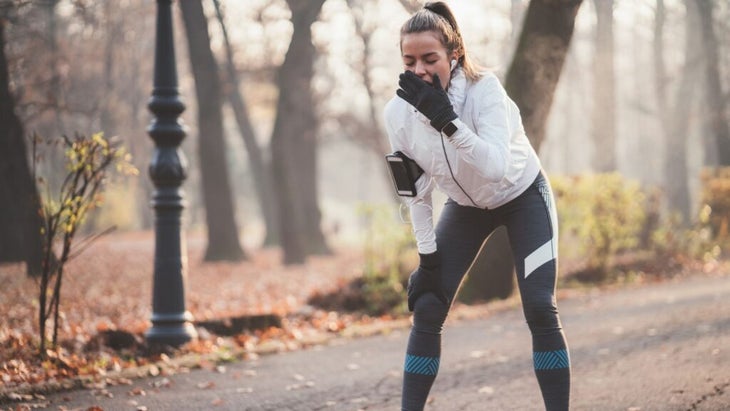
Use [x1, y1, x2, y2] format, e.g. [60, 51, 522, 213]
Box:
[385, 151, 423, 197]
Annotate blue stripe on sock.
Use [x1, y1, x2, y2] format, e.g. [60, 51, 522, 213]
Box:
[405, 354, 440, 375]
[533, 349, 570, 370]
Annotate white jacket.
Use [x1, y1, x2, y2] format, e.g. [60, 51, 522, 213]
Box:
[383, 68, 541, 254]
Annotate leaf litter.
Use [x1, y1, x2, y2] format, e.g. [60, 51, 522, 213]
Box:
[0, 230, 390, 402]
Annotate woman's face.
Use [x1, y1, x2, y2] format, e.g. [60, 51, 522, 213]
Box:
[401, 31, 455, 90]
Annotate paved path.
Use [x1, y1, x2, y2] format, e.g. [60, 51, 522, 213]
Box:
[19, 273, 730, 410]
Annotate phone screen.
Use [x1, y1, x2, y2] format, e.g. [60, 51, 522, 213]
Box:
[386, 155, 417, 196]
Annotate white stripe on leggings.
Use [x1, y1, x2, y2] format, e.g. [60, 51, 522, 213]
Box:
[524, 238, 556, 278]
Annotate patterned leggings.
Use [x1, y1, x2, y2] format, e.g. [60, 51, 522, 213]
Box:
[402, 172, 571, 411]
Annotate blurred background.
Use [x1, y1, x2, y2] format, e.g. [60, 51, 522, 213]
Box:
[2, 0, 730, 388]
[0, 0, 730, 248]
[1, 0, 729, 276]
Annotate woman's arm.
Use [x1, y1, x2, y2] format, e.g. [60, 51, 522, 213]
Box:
[384, 99, 438, 254]
[447, 76, 514, 183]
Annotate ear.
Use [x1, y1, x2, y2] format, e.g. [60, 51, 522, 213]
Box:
[450, 53, 460, 71]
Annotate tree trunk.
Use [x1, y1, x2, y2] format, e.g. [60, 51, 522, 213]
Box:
[99, 1, 118, 137]
[212, 0, 280, 247]
[179, 0, 245, 261]
[505, 0, 583, 152]
[270, 0, 328, 264]
[463, 0, 583, 303]
[653, 0, 668, 139]
[694, 0, 730, 166]
[46, 0, 64, 133]
[661, 0, 702, 223]
[0, 19, 44, 276]
[591, 0, 616, 172]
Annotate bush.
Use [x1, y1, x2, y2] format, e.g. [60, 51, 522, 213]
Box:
[308, 204, 415, 316]
[699, 167, 730, 251]
[551, 173, 647, 282]
[646, 168, 729, 266]
[355, 203, 416, 315]
[34, 133, 137, 356]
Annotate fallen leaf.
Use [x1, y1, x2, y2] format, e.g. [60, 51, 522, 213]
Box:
[197, 381, 215, 389]
[128, 387, 146, 396]
[151, 377, 172, 388]
[478, 386, 495, 395]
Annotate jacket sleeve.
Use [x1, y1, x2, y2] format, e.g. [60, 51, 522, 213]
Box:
[406, 185, 437, 254]
[446, 76, 514, 183]
[383, 99, 438, 254]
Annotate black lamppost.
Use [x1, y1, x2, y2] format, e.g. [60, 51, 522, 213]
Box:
[145, 0, 197, 347]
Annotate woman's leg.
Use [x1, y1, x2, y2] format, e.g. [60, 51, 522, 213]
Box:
[501, 173, 571, 411]
[402, 201, 494, 411]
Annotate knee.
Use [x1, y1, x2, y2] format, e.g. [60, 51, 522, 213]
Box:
[412, 293, 449, 334]
[523, 301, 561, 335]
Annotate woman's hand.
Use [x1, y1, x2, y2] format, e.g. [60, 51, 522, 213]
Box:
[407, 251, 450, 311]
[397, 71, 458, 134]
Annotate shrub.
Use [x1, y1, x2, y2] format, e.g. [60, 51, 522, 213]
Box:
[356, 203, 416, 315]
[33, 133, 138, 356]
[699, 167, 730, 252]
[551, 173, 647, 282]
[308, 204, 415, 316]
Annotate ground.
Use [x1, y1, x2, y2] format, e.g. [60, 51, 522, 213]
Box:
[0, 230, 371, 393]
[0, 230, 724, 403]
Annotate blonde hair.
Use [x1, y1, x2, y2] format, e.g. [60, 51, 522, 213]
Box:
[400, 2, 483, 82]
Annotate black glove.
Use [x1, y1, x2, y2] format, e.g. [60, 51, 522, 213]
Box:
[397, 71, 458, 133]
[407, 251, 450, 311]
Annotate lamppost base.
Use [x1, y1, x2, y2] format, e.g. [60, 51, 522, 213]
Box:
[145, 312, 198, 348]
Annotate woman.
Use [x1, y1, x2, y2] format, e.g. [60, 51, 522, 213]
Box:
[383, 3, 571, 410]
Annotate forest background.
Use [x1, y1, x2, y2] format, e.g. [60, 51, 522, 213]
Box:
[1, 0, 729, 397]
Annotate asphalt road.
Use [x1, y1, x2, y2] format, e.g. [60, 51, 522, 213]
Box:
[20, 272, 730, 410]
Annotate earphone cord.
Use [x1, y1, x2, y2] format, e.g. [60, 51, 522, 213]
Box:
[441, 134, 479, 207]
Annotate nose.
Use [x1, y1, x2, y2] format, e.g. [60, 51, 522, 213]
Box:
[414, 61, 427, 78]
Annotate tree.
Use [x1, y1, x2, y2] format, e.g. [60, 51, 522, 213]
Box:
[179, 0, 245, 261]
[212, 0, 280, 246]
[344, 0, 392, 158]
[270, 0, 330, 264]
[505, 0, 584, 152]
[44, 0, 64, 133]
[466, 0, 584, 301]
[695, 0, 730, 166]
[655, 0, 701, 223]
[591, 0, 616, 172]
[340, 0, 403, 205]
[0, 13, 44, 276]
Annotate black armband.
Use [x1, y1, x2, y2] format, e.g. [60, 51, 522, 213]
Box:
[385, 151, 424, 197]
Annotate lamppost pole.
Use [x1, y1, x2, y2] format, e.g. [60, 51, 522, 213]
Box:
[145, 0, 197, 347]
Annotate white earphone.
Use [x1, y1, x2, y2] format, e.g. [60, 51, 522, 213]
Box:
[450, 59, 457, 71]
